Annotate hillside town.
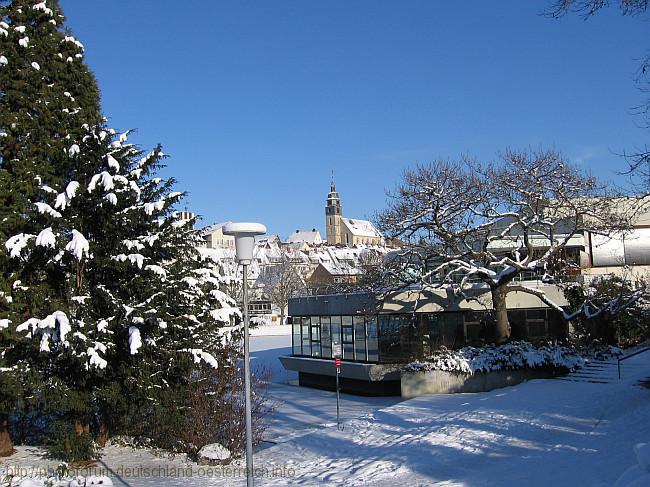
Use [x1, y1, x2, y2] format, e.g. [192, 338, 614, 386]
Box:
[195, 178, 395, 322]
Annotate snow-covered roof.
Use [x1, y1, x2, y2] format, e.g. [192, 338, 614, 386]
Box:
[486, 234, 585, 251]
[341, 218, 382, 238]
[286, 229, 323, 245]
[319, 262, 362, 276]
[198, 221, 231, 237]
[258, 234, 282, 245]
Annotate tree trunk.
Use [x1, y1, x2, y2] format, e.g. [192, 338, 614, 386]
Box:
[74, 419, 90, 436]
[0, 413, 13, 457]
[491, 286, 511, 344]
[96, 417, 109, 447]
[280, 308, 285, 327]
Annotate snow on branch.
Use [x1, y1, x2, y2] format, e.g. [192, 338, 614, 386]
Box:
[64, 229, 90, 261]
[5, 233, 34, 258]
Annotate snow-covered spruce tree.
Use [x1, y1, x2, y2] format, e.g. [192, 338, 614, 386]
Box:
[0, 0, 242, 458]
[0, 0, 101, 455]
[5, 124, 241, 457]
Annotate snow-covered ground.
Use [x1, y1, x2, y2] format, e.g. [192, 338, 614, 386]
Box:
[250, 325, 295, 385]
[3, 344, 649, 486]
[250, 326, 400, 441]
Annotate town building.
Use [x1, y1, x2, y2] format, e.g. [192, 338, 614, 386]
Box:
[325, 178, 383, 246]
[198, 222, 236, 250]
[307, 261, 361, 293]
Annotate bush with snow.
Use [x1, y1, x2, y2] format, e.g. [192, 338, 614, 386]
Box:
[198, 442, 231, 464]
[404, 341, 585, 375]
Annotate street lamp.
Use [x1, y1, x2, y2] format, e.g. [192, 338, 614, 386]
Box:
[223, 222, 266, 487]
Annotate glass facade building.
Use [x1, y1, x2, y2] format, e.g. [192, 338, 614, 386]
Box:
[291, 308, 566, 364]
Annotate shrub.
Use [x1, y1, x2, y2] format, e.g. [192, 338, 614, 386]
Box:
[404, 341, 584, 375]
[564, 275, 650, 348]
[45, 423, 100, 463]
[117, 363, 274, 461]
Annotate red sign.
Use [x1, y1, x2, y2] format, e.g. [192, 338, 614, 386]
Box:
[334, 357, 342, 368]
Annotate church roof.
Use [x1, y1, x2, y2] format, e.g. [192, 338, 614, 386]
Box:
[341, 218, 382, 238]
[286, 229, 323, 245]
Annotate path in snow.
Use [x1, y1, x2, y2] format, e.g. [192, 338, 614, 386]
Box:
[191, 351, 650, 486]
[3, 343, 650, 487]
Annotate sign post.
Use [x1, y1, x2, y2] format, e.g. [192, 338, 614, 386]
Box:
[332, 341, 342, 431]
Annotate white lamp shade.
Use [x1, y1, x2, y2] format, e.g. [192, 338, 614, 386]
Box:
[223, 222, 267, 264]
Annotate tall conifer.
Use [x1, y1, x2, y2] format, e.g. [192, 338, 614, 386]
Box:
[0, 1, 239, 458]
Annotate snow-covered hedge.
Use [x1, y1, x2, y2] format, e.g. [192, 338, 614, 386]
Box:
[404, 341, 585, 375]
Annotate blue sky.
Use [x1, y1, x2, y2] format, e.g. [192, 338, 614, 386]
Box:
[61, 1, 649, 238]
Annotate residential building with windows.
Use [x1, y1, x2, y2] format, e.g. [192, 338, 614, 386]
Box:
[198, 222, 236, 250]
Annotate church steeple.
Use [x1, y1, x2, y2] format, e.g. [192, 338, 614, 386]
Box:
[325, 173, 342, 245]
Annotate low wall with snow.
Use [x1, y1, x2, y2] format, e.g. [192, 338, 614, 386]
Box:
[401, 368, 561, 398]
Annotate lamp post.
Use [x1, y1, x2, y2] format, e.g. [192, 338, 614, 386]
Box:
[223, 222, 266, 487]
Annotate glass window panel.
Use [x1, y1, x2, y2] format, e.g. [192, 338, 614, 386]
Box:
[311, 325, 321, 342]
[366, 317, 379, 362]
[343, 343, 354, 360]
[354, 316, 366, 361]
[331, 316, 342, 352]
[426, 314, 442, 341]
[311, 341, 321, 357]
[301, 317, 310, 356]
[526, 309, 546, 320]
[292, 318, 302, 355]
[342, 325, 353, 344]
[320, 316, 332, 358]
[378, 315, 402, 362]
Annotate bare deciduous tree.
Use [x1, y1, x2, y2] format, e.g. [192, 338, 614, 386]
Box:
[545, 0, 648, 18]
[257, 256, 306, 326]
[379, 149, 633, 343]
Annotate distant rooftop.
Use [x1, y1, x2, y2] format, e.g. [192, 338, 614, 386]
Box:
[341, 218, 382, 238]
[286, 229, 323, 245]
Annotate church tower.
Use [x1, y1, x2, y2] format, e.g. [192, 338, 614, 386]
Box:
[325, 176, 342, 245]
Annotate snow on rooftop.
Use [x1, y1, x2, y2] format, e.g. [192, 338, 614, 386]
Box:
[341, 217, 382, 238]
[286, 229, 323, 245]
[198, 221, 232, 236]
[319, 261, 361, 276]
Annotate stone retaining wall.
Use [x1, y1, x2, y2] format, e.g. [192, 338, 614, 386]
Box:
[401, 368, 562, 399]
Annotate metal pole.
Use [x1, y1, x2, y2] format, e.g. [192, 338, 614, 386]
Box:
[242, 263, 254, 487]
[336, 368, 341, 430]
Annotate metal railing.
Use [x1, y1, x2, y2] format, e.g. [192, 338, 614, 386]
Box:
[618, 346, 650, 379]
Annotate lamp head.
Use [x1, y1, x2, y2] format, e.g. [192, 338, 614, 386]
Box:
[222, 222, 267, 265]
